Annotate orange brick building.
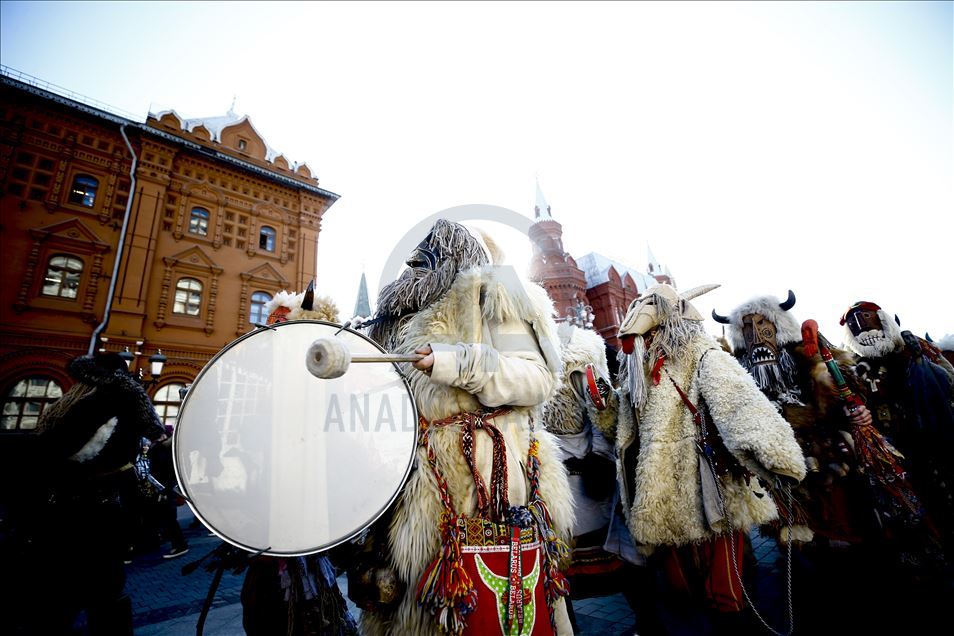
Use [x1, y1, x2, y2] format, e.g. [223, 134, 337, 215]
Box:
[0, 69, 338, 432]
[528, 184, 674, 350]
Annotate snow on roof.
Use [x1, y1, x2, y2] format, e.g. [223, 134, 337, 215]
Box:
[576, 252, 658, 291]
[150, 108, 305, 171]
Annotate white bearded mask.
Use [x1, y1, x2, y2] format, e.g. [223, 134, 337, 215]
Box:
[841, 302, 903, 358]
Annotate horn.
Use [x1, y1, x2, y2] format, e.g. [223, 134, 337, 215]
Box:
[711, 308, 731, 325]
[779, 289, 796, 311]
[680, 284, 720, 301]
[301, 280, 315, 311]
[895, 314, 901, 326]
[926, 332, 934, 343]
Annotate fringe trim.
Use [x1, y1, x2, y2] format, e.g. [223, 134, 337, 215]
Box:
[529, 499, 571, 629]
[738, 347, 803, 404]
[415, 512, 478, 635]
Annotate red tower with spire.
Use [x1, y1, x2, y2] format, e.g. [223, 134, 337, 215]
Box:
[527, 182, 680, 350]
[528, 181, 590, 323]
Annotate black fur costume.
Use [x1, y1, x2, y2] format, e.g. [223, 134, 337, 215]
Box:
[40, 354, 165, 479]
[2, 353, 164, 635]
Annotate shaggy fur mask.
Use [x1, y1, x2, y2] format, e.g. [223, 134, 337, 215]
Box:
[723, 293, 801, 353]
[542, 324, 613, 435]
[841, 303, 903, 358]
[721, 293, 802, 401]
[368, 219, 491, 350]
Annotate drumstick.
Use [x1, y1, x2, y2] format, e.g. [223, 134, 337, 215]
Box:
[350, 353, 425, 363]
[306, 337, 426, 379]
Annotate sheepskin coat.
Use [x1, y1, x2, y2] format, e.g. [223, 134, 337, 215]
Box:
[543, 324, 618, 537]
[362, 266, 575, 636]
[616, 335, 806, 549]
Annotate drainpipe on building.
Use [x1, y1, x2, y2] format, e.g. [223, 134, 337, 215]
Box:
[88, 124, 138, 355]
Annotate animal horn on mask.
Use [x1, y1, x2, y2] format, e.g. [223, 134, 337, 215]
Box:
[678, 284, 720, 322]
[619, 283, 720, 341]
[779, 290, 796, 311]
[680, 284, 720, 302]
[301, 280, 315, 311]
[711, 309, 731, 325]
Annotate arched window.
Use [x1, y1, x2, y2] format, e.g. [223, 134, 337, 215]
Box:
[173, 278, 203, 315]
[2, 376, 63, 431]
[189, 207, 210, 236]
[42, 254, 84, 299]
[153, 382, 186, 428]
[259, 226, 276, 252]
[68, 174, 99, 207]
[249, 291, 272, 324]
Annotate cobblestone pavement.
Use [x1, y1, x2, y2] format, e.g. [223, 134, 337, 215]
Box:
[125, 512, 245, 628]
[127, 509, 785, 635]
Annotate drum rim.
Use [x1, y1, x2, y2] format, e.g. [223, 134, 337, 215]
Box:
[172, 319, 419, 556]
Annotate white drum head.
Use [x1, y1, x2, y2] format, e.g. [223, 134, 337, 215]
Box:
[173, 321, 417, 556]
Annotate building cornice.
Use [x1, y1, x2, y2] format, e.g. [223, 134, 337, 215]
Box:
[1, 72, 341, 203]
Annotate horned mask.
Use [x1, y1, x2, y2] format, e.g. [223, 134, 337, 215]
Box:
[617, 283, 720, 351]
[712, 291, 802, 399]
[616, 283, 719, 410]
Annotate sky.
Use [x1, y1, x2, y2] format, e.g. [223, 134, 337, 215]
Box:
[1, 1, 951, 343]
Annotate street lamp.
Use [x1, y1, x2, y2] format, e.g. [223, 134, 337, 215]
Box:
[149, 349, 167, 378]
[137, 349, 168, 388]
[566, 300, 595, 330]
[119, 346, 134, 370]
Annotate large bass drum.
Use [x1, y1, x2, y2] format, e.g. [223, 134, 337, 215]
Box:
[173, 321, 418, 556]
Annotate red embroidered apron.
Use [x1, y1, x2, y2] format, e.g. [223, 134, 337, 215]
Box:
[415, 409, 569, 635]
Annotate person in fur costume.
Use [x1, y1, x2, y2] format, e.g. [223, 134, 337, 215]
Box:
[238, 282, 358, 636]
[355, 219, 575, 635]
[712, 291, 875, 545]
[6, 353, 165, 634]
[601, 283, 806, 629]
[712, 292, 922, 635]
[842, 301, 954, 553]
[542, 323, 619, 598]
[542, 323, 668, 636]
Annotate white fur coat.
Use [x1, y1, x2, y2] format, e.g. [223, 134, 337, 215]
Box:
[621, 335, 806, 548]
[362, 267, 575, 636]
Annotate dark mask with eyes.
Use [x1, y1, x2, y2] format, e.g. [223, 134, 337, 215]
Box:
[368, 219, 490, 350]
[846, 307, 882, 338]
[841, 301, 902, 358]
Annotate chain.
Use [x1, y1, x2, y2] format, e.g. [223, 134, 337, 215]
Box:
[709, 454, 795, 636]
